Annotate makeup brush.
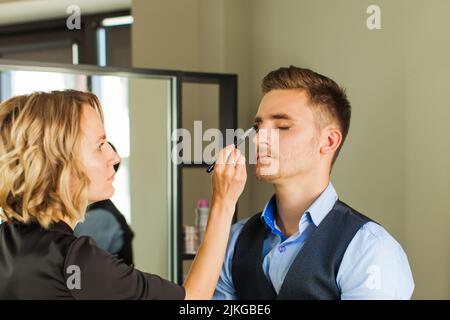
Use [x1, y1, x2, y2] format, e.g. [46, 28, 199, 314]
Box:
[206, 126, 255, 173]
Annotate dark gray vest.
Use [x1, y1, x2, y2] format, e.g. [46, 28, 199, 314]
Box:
[231, 200, 372, 300]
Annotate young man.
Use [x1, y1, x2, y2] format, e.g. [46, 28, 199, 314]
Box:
[213, 66, 414, 300]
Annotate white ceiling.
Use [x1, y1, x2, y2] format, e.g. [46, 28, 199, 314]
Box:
[0, 0, 131, 26]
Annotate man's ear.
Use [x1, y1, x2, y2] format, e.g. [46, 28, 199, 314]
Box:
[320, 126, 342, 156]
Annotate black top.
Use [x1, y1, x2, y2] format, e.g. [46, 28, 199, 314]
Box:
[0, 220, 185, 300]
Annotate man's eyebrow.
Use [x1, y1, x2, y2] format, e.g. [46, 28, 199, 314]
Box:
[271, 113, 293, 120]
[254, 113, 293, 124]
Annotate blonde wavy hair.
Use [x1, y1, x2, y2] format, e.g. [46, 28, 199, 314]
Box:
[0, 90, 104, 228]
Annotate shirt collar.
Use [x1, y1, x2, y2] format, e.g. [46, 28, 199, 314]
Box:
[260, 182, 338, 236]
[260, 195, 284, 239]
[306, 182, 338, 226]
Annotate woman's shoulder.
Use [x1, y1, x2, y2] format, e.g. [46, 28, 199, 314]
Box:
[0, 221, 81, 299]
[1, 220, 78, 251]
[64, 235, 105, 264]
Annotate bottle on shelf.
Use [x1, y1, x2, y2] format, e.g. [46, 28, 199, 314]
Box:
[183, 225, 198, 254]
[195, 199, 209, 247]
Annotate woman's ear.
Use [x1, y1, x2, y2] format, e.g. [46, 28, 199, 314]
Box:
[320, 127, 342, 156]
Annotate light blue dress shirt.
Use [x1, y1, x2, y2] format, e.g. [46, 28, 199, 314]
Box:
[213, 182, 415, 300]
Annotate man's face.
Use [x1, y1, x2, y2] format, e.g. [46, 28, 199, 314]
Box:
[253, 89, 323, 182]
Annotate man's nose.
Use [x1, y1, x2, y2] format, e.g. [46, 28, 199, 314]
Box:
[253, 128, 270, 145]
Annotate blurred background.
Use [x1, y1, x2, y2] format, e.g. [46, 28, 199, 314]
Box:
[0, 0, 449, 299]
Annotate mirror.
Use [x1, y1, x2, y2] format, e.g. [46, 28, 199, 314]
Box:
[0, 60, 176, 280]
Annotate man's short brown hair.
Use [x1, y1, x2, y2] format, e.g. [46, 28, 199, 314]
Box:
[262, 65, 351, 166]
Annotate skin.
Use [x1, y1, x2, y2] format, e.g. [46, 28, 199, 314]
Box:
[78, 105, 121, 204]
[62, 104, 120, 230]
[63, 103, 247, 300]
[252, 89, 342, 237]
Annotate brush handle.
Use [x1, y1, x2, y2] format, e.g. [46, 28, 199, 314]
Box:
[205, 141, 238, 173]
[205, 127, 253, 173]
[206, 163, 215, 173]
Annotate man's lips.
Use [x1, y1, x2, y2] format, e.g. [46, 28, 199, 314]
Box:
[257, 147, 270, 159]
[257, 154, 270, 160]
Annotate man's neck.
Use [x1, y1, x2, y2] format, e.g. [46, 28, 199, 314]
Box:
[273, 171, 330, 237]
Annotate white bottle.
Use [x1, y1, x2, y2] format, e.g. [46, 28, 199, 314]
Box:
[183, 225, 197, 254]
[195, 199, 209, 247]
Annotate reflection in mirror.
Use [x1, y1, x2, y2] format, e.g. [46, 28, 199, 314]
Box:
[0, 70, 131, 222]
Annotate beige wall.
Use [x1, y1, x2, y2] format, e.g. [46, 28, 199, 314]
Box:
[402, 1, 450, 299]
[132, 0, 450, 298]
[132, 0, 253, 244]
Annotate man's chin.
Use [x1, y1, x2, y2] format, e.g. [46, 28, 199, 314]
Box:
[255, 166, 280, 181]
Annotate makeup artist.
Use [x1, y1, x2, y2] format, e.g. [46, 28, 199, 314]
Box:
[0, 90, 247, 299]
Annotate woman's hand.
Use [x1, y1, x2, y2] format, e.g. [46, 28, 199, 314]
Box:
[183, 144, 247, 300]
[211, 144, 247, 211]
